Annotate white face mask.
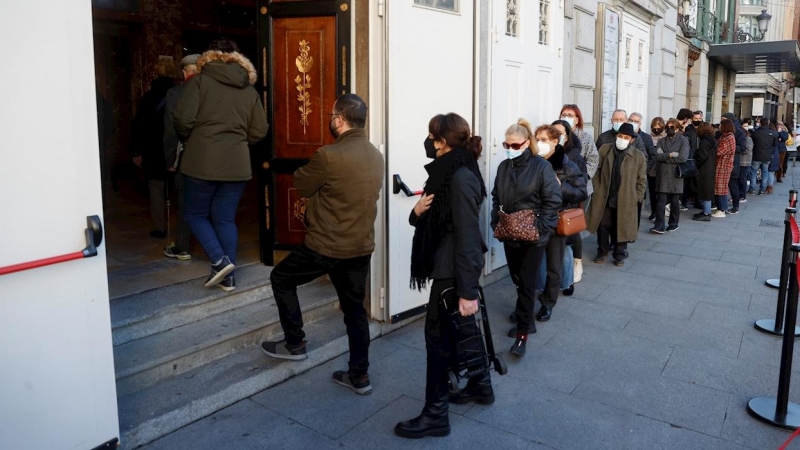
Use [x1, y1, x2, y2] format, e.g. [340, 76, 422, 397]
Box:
[537, 141, 554, 158]
[628, 122, 640, 132]
[558, 135, 566, 146]
[560, 117, 575, 128]
[615, 137, 630, 150]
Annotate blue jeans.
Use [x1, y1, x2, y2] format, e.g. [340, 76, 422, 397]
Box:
[703, 200, 712, 215]
[751, 161, 770, 193]
[183, 176, 247, 273]
[537, 244, 573, 290]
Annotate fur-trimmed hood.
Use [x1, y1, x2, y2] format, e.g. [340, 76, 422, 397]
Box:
[196, 50, 257, 87]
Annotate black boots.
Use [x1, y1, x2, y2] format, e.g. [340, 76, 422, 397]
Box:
[394, 401, 450, 439]
[449, 373, 495, 405]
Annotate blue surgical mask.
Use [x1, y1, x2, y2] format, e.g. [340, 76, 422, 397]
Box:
[560, 117, 575, 128]
[506, 149, 524, 159]
[612, 122, 624, 132]
[558, 135, 566, 146]
[629, 122, 640, 132]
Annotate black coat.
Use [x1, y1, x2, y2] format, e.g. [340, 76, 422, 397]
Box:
[549, 145, 588, 210]
[131, 76, 175, 180]
[684, 125, 699, 157]
[491, 149, 562, 247]
[564, 135, 588, 182]
[752, 127, 778, 163]
[695, 135, 717, 201]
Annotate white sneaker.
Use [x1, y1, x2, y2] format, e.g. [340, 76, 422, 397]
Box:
[574, 258, 583, 283]
[665, 204, 671, 217]
[711, 210, 726, 218]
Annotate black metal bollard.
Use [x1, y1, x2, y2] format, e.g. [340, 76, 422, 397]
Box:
[755, 207, 800, 337]
[767, 190, 798, 289]
[748, 243, 800, 430]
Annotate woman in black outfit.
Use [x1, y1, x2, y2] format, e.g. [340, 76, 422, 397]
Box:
[692, 123, 717, 221]
[395, 113, 488, 439]
[493, 119, 562, 357]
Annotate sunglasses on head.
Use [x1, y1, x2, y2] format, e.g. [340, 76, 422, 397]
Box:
[502, 141, 527, 150]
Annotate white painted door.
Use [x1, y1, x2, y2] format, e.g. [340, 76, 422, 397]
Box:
[385, 0, 475, 321]
[617, 15, 649, 124]
[486, 0, 563, 273]
[0, 3, 119, 449]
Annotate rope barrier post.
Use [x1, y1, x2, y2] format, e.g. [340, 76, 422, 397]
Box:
[756, 207, 800, 337]
[747, 243, 800, 430]
[767, 190, 798, 289]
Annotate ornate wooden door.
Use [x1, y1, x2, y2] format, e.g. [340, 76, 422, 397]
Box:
[257, 0, 351, 265]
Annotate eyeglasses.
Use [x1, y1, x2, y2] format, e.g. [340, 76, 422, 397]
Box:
[666, 126, 676, 130]
[502, 141, 527, 150]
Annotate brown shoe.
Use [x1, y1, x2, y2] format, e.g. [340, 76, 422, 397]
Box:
[766, 186, 774, 194]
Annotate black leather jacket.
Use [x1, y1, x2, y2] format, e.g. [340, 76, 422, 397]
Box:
[491, 148, 562, 246]
[549, 146, 588, 210]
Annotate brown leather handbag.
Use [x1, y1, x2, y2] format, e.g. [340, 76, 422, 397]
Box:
[557, 208, 586, 236]
[494, 206, 540, 243]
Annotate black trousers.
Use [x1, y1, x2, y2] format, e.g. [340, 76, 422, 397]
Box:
[542, 234, 566, 309]
[597, 206, 628, 260]
[728, 175, 740, 209]
[504, 242, 546, 334]
[647, 176, 658, 211]
[425, 279, 490, 411]
[271, 245, 372, 377]
[655, 193, 681, 229]
[739, 166, 750, 200]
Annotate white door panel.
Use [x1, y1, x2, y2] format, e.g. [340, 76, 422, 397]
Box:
[617, 16, 650, 124]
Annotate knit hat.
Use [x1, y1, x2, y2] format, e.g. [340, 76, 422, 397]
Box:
[617, 123, 638, 138]
[180, 54, 200, 68]
[722, 112, 736, 121]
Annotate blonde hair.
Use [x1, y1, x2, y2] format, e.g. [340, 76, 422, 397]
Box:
[184, 64, 200, 76]
[505, 118, 533, 141]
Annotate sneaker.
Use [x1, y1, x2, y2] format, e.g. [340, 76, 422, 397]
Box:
[509, 335, 527, 357]
[650, 227, 665, 234]
[740, 198, 747, 203]
[508, 324, 536, 337]
[666, 225, 679, 232]
[574, 258, 583, 283]
[563, 284, 575, 296]
[692, 212, 711, 222]
[747, 189, 756, 195]
[332, 371, 373, 395]
[711, 210, 726, 218]
[593, 253, 606, 263]
[261, 339, 308, 361]
[648, 212, 656, 221]
[217, 276, 235, 292]
[679, 204, 689, 212]
[757, 191, 763, 195]
[204, 256, 235, 287]
[726, 208, 739, 215]
[613, 259, 625, 267]
[163, 243, 192, 261]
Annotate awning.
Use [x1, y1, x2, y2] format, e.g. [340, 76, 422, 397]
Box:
[708, 40, 800, 74]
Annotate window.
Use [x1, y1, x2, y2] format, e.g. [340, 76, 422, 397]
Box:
[738, 15, 759, 37]
[506, 0, 520, 37]
[413, 0, 458, 12]
[539, 0, 550, 45]
[638, 41, 644, 71]
[740, 0, 765, 5]
[625, 37, 631, 68]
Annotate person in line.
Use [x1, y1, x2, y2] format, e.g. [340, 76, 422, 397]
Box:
[679, 110, 703, 211]
[395, 113, 488, 439]
[750, 118, 776, 195]
[492, 119, 561, 357]
[587, 123, 647, 267]
[776, 122, 789, 183]
[650, 119, 689, 234]
[692, 123, 717, 221]
[558, 104, 598, 284]
[712, 119, 737, 218]
[738, 124, 754, 204]
[174, 38, 269, 289]
[628, 112, 654, 226]
[162, 53, 201, 261]
[647, 117, 667, 221]
[722, 112, 747, 214]
[131, 59, 177, 239]
[767, 123, 781, 194]
[596, 109, 646, 154]
[262, 94, 384, 397]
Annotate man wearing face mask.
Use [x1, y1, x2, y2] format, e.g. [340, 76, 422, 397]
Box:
[587, 123, 647, 267]
[595, 109, 646, 155]
[263, 94, 385, 397]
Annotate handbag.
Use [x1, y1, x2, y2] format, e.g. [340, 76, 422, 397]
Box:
[675, 159, 698, 178]
[557, 208, 586, 236]
[493, 206, 539, 243]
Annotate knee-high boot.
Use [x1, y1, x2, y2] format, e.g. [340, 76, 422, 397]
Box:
[394, 357, 451, 439]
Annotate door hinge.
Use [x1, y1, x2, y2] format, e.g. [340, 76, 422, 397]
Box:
[379, 287, 386, 309]
[492, 137, 497, 155]
[493, 24, 499, 43]
[378, 0, 385, 17]
[491, 247, 496, 262]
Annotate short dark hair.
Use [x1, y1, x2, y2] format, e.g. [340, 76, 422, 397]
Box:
[333, 93, 368, 129]
[429, 113, 482, 159]
[677, 108, 693, 121]
[760, 118, 770, 127]
[208, 38, 240, 53]
[697, 122, 715, 137]
[692, 110, 704, 117]
[742, 118, 752, 125]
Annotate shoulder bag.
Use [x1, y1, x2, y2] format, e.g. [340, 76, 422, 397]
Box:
[557, 207, 586, 236]
[494, 206, 540, 243]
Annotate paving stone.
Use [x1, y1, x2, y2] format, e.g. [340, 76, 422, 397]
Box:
[570, 365, 730, 436]
[720, 395, 796, 450]
[578, 269, 662, 293]
[693, 238, 764, 255]
[626, 260, 712, 285]
[676, 256, 758, 278]
[737, 329, 800, 370]
[656, 279, 751, 310]
[623, 312, 743, 359]
[382, 318, 425, 351]
[592, 284, 699, 319]
[707, 271, 777, 295]
[760, 246, 784, 259]
[635, 232, 697, 247]
[749, 292, 780, 318]
[721, 251, 782, 270]
[552, 297, 635, 332]
[337, 395, 533, 450]
[623, 249, 682, 266]
[563, 280, 611, 301]
[141, 399, 340, 450]
[649, 242, 724, 261]
[729, 235, 784, 250]
[690, 302, 760, 329]
[670, 228, 733, 243]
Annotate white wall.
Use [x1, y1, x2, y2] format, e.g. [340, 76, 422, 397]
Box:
[0, 2, 119, 449]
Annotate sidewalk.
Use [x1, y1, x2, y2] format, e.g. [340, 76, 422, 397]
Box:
[141, 168, 800, 450]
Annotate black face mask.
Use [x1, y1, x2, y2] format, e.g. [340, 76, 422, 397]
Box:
[666, 128, 676, 137]
[652, 128, 663, 135]
[329, 118, 340, 139]
[692, 120, 702, 128]
[424, 137, 438, 159]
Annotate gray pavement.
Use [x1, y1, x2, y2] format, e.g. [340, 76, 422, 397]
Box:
[141, 168, 800, 450]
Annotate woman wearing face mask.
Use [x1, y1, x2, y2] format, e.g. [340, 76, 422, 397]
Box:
[647, 118, 667, 221]
[493, 118, 561, 357]
[650, 119, 689, 234]
[559, 104, 598, 284]
[692, 123, 717, 221]
[712, 119, 736, 217]
[396, 113, 488, 439]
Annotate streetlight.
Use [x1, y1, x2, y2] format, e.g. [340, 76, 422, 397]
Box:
[737, 9, 772, 42]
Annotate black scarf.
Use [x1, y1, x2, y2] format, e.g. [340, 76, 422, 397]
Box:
[410, 147, 487, 291]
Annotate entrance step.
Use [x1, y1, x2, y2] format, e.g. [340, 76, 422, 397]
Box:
[118, 314, 383, 449]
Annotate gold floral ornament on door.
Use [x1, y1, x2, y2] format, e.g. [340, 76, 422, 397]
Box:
[295, 40, 314, 135]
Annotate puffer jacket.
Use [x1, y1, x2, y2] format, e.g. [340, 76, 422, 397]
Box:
[549, 145, 588, 209]
[491, 148, 562, 247]
[653, 134, 689, 194]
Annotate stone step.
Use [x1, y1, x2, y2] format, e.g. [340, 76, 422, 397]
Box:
[114, 280, 340, 398]
[118, 314, 384, 449]
[110, 264, 276, 346]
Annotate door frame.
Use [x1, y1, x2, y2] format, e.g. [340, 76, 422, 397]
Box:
[257, 0, 352, 265]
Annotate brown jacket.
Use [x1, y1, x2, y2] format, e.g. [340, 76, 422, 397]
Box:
[586, 143, 647, 243]
[295, 128, 384, 259]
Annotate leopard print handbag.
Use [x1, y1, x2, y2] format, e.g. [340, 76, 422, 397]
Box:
[493, 206, 540, 243]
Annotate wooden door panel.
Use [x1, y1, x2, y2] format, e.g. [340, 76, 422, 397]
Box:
[273, 17, 337, 160]
[275, 173, 308, 245]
